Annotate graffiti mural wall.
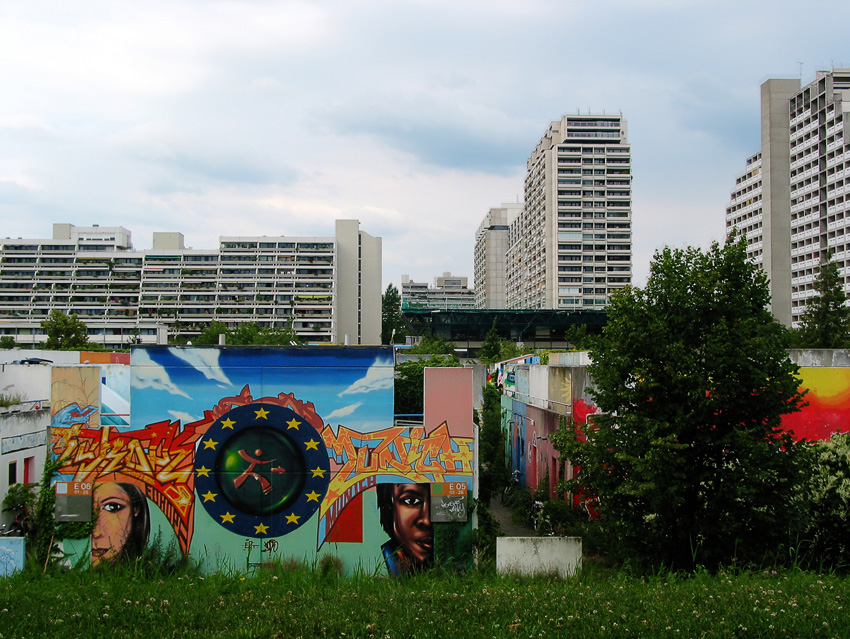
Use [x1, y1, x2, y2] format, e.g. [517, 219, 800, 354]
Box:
[50, 347, 474, 574]
[782, 367, 850, 441]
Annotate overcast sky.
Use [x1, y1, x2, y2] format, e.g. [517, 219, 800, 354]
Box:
[2, 1, 849, 291]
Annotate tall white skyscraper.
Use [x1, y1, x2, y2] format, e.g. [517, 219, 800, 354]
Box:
[504, 113, 632, 310]
[473, 203, 522, 309]
[727, 69, 850, 327]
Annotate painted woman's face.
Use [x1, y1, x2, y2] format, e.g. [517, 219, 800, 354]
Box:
[391, 483, 433, 565]
[91, 483, 134, 566]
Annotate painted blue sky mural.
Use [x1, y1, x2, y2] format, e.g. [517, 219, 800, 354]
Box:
[130, 346, 394, 433]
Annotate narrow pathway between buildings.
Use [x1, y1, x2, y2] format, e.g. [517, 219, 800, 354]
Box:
[488, 496, 537, 537]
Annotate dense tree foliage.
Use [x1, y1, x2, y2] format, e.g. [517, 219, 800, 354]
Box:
[381, 284, 407, 345]
[41, 310, 91, 350]
[797, 433, 850, 568]
[555, 238, 808, 571]
[407, 331, 456, 355]
[0, 336, 16, 349]
[564, 324, 592, 350]
[478, 320, 523, 365]
[478, 383, 510, 503]
[795, 251, 850, 348]
[193, 321, 303, 346]
[394, 354, 461, 415]
[478, 321, 502, 364]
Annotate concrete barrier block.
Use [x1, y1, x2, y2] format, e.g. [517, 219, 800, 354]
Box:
[496, 536, 582, 578]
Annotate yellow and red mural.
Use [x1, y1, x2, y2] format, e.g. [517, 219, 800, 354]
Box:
[50, 347, 474, 574]
[782, 367, 850, 441]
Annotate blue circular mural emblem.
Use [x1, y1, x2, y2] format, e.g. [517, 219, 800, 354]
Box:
[194, 403, 330, 537]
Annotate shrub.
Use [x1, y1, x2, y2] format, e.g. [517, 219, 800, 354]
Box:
[0, 393, 25, 408]
[536, 499, 579, 536]
[798, 432, 850, 570]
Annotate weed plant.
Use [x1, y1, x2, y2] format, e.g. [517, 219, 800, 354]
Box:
[1, 565, 848, 638]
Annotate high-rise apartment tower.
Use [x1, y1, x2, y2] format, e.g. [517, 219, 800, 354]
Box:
[727, 70, 850, 327]
[473, 203, 522, 309]
[504, 113, 632, 310]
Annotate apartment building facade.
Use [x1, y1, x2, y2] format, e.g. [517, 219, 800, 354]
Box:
[504, 113, 632, 310]
[400, 272, 475, 310]
[0, 220, 381, 348]
[727, 70, 850, 327]
[473, 203, 522, 309]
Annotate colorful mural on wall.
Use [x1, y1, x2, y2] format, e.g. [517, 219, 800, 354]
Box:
[782, 367, 850, 441]
[49, 347, 474, 574]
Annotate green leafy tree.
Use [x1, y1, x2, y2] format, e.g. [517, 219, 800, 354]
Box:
[41, 310, 90, 349]
[478, 321, 502, 364]
[254, 325, 302, 346]
[556, 237, 808, 571]
[0, 336, 16, 349]
[564, 324, 592, 350]
[796, 250, 850, 348]
[496, 340, 522, 363]
[381, 284, 407, 345]
[394, 354, 461, 415]
[478, 320, 522, 365]
[797, 433, 850, 569]
[194, 321, 229, 345]
[193, 321, 303, 346]
[1, 483, 37, 534]
[408, 331, 456, 355]
[478, 384, 510, 503]
[231, 322, 262, 345]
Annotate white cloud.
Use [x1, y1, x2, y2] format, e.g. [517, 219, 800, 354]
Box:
[338, 358, 394, 396]
[168, 347, 231, 386]
[325, 402, 363, 421]
[2, 0, 850, 290]
[168, 410, 201, 425]
[130, 349, 192, 399]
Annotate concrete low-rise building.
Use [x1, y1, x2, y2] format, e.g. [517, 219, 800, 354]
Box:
[497, 349, 850, 503]
[0, 220, 381, 348]
[401, 272, 475, 310]
[0, 362, 52, 528]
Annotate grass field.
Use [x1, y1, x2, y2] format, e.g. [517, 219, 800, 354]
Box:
[0, 564, 847, 639]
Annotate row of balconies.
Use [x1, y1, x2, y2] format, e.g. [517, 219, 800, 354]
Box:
[734, 170, 761, 191]
[792, 288, 820, 301]
[791, 179, 820, 200]
[791, 242, 821, 257]
[827, 236, 850, 252]
[0, 267, 335, 284]
[791, 149, 820, 172]
[791, 273, 816, 287]
[727, 199, 762, 219]
[791, 195, 821, 215]
[790, 109, 812, 128]
[827, 137, 845, 154]
[730, 184, 763, 205]
[790, 116, 819, 141]
[827, 200, 849, 216]
[791, 117, 819, 140]
[827, 216, 850, 232]
[826, 121, 844, 138]
[0, 251, 334, 266]
[791, 223, 821, 241]
[791, 256, 820, 271]
[827, 160, 849, 177]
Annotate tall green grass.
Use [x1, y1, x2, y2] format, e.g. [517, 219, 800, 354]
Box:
[1, 565, 848, 638]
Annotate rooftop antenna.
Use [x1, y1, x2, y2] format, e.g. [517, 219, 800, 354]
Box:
[798, 61, 803, 78]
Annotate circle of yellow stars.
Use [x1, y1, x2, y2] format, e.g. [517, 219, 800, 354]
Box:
[194, 404, 329, 537]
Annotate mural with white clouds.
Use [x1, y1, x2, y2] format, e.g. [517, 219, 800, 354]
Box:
[50, 346, 473, 574]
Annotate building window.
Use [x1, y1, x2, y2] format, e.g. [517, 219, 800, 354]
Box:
[8, 461, 17, 486]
